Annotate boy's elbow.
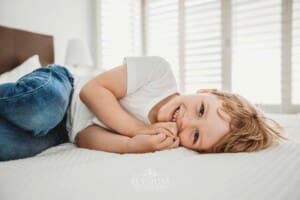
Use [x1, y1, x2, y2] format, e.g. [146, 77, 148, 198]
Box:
[79, 83, 95, 103]
[79, 83, 105, 103]
[79, 85, 88, 102]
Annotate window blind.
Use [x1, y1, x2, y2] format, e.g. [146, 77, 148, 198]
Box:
[292, 0, 300, 104]
[232, 0, 282, 104]
[184, 0, 222, 93]
[144, 0, 180, 87]
[97, 0, 142, 70]
[95, 0, 299, 112]
[145, 0, 222, 93]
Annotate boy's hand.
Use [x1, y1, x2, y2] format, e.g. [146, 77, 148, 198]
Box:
[127, 133, 180, 153]
[134, 122, 178, 138]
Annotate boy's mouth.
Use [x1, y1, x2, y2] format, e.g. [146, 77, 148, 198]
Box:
[170, 106, 180, 122]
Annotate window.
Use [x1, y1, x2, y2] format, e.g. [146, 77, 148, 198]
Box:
[145, 0, 180, 87]
[184, 0, 222, 93]
[292, 0, 300, 104]
[232, 0, 282, 104]
[96, 0, 300, 112]
[96, 0, 142, 70]
[145, 0, 222, 93]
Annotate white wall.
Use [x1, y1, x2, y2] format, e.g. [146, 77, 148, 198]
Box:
[0, 0, 96, 65]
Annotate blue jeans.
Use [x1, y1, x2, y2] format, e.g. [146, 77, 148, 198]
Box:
[0, 65, 74, 161]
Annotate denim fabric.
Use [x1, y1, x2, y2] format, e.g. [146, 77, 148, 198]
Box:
[0, 65, 74, 161]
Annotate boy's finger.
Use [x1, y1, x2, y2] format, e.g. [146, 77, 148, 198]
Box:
[164, 130, 176, 139]
[153, 132, 167, 143]
[153, 122, 178, 137]
[157, 136, 173, 150]
[168, 138, 180, 149]
[166, 122, 178, 136]
[155, 127, 175, 139]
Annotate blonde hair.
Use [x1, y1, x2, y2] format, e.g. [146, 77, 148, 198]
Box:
[207, 91, 286, 153]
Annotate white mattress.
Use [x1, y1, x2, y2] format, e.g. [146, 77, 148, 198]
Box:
[0, 113, 300, 200]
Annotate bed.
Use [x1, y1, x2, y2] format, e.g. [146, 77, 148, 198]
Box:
[0, 25, 300, 200]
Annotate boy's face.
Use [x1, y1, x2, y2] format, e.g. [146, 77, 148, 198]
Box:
[156, 93, 230, 151]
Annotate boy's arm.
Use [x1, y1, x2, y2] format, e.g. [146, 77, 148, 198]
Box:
[80, 65, 178, 138]
[76, 125, 130, 153]
[79, 65, 144, 137]
[76, 125, 180, 153]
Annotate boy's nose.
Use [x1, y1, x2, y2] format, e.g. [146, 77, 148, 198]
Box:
[179, 111, 194, 132]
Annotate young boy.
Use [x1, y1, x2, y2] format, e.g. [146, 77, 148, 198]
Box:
[73, 56, 284, 153]
[0, 57, 284, 161]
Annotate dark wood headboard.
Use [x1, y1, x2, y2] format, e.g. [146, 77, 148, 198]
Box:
[0, 25, 54, 74]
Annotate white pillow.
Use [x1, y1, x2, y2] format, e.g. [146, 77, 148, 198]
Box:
[0, 54, 41, 84]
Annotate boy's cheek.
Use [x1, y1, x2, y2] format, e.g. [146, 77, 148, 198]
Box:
[178, 134, 188, 147]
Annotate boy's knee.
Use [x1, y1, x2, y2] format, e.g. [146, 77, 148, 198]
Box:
[47, 65, 74, 86]
[24, 67, 73, 137]
[0, 66, 73, 137]
[29, 85, 72, 137]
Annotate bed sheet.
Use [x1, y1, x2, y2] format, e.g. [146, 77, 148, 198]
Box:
[0, 113, 299, 200]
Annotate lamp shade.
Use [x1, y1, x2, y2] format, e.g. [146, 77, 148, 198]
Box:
[65, 39, 93, 67]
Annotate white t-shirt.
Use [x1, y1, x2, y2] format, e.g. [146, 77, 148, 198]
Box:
[66, 56, 178, 143]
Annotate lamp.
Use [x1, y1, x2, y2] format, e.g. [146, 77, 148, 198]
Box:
[65, 39, 93, 68]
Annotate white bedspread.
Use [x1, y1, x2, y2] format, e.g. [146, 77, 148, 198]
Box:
[1, 113, 300, 200]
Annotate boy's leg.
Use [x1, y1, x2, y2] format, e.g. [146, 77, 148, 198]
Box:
[0, 116, 68, 161]
[0, 65, 73, 137]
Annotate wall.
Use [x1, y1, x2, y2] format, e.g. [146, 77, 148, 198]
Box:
[0, 0, 96, 65]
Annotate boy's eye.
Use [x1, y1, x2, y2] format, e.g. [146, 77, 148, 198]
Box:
[193, 130, 199, 144]
[199, 103, 205, 117]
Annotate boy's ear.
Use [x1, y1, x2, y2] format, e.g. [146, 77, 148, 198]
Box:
[196, 89, 217, 94]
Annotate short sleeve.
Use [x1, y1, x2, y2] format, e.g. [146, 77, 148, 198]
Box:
[123, 56, 172, 95]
